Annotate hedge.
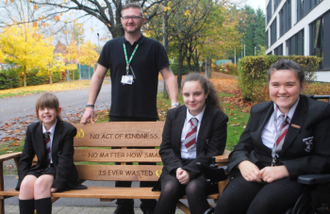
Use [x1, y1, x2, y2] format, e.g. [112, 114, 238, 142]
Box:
[238, 55, 321, 102]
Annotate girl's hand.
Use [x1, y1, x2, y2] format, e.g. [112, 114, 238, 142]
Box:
[50, 188, 58, 193]
[238, 160, 262, 182]
[176, 167, 190, 185]
[260, 166, 289, 183]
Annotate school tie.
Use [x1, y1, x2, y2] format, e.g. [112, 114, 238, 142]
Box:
[184, 118, 198, 150]
[44, 132, 51, 168]
[275, 115, 289, 152]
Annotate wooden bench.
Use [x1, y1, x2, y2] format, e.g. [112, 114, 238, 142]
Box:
[0, 121, 230, 214]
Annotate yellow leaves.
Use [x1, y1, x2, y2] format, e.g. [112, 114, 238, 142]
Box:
[90, 27, 94, 32]
[0, 23, 54, 77]
[34, 5, 37, 10]
[79, 40, 98, 67]
[164, 6, 171, 11]
[53, 16, 60, 21]
[184, 10, 191, 16]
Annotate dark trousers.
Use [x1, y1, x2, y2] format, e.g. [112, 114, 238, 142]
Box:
[110, 116, 157, 211]
[214, 174, 303, 214]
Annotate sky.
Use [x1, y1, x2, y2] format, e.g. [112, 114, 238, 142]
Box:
[244, 0, 266, 12]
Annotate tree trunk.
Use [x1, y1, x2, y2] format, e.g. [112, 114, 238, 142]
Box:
[187, 54, 192, 72]
[49, 70, 53, 85]
[23, 66, 27, 88]
[163, 0, 170, 99]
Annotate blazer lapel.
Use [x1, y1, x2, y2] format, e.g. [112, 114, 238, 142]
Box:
[172, 106, 187, 154]
[52, 120, 63, 161]
[257, 102, 275, 152]
[196, 105, 212, 153]
[281, 97, 307, 153]
[35, 123, 47, 166]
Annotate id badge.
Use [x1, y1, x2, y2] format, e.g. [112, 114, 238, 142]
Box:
[121, 75, 134, 85]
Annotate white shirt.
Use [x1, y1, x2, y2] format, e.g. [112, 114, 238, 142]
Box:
[261, 98, 299, 149]
[42, 120, 57, 164]
[180, 106, 206, 159]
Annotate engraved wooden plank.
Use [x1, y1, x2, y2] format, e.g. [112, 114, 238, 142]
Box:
[76, 165, 163, 181]
[74, 148, 162, 163]
[74, 122, 164, 147]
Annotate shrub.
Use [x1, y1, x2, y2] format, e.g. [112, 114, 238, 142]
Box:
[238, 55, 321, 101]
[0, 68, 21, 89]
[171, 62, 189, 75]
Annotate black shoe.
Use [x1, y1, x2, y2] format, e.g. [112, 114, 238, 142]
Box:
[113, 199, 134, 214]
[113, 207, 135, 214]
[143, 211, 154, 214]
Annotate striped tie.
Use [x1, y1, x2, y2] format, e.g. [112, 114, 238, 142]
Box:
[184, 118, 198, 150]
[275, 115, 289, 152]
[44, 132, 51, 168]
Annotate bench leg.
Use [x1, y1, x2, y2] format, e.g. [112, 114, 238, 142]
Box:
[176, 201, 191, 214]
[0, 196, 4, 214]
[0, 163, 4, 214]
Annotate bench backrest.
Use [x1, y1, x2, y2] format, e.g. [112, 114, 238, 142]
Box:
[309, 95, 330, 103]
[73, 122, 165, 182]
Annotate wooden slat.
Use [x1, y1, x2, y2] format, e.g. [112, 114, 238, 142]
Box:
[76, 165, 163, 181]
[214, 150, 230, 165]
[0, 152, 21, 163]
[0, 187, 220, 200]
[74, 122, 164, 147]
[74, 148, 161, 163]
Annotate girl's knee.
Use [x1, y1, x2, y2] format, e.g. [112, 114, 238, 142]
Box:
[33, 176, 53, 197]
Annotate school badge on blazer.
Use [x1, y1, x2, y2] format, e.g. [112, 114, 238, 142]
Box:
[303, 136, 314, 152]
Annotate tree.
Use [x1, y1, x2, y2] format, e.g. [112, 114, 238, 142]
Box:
[150, 0, 213, 87]
[66, 40, 80, 80]
[0, 24, 54, 87]
[79, 40, 99, 79]
[30, 0, 165, 39]
[238, 6, 266, 57]
[254, 8, 266, 54]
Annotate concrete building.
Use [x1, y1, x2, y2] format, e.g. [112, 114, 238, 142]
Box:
[265, 0, 330, 81]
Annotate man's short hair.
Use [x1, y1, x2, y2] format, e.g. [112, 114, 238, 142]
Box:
[121, 2, 143, 16]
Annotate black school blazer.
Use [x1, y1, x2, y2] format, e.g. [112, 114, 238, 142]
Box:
[159, 104, 228, 178]
[228, 95, 330, 179]
[16, 119, 86, 191]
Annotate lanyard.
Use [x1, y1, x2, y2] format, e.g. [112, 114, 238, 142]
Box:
[271, 106, 288, 166]
[123, 43, 139, 75]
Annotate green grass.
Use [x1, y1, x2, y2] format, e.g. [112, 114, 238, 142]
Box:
[220, 93, 249, 151]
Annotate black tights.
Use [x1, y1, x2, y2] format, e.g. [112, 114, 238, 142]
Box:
[214, 175, 303, 214]
[154, 174, 212, 214]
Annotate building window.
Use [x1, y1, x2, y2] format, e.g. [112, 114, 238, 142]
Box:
[274, 44, 283, 55]
[311, 17, 324, 68]
[274, 0, 281, 12]
[296, 30, 304, 55]
[280, 0, 292, 37]
[297, 0, 305, 21]
[270, 18, 277, 45]
[297, 0, 322, 21]
[266, 30, 269, 48]
[286, 30, 304, 55]
[267, 1, 272, 24]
